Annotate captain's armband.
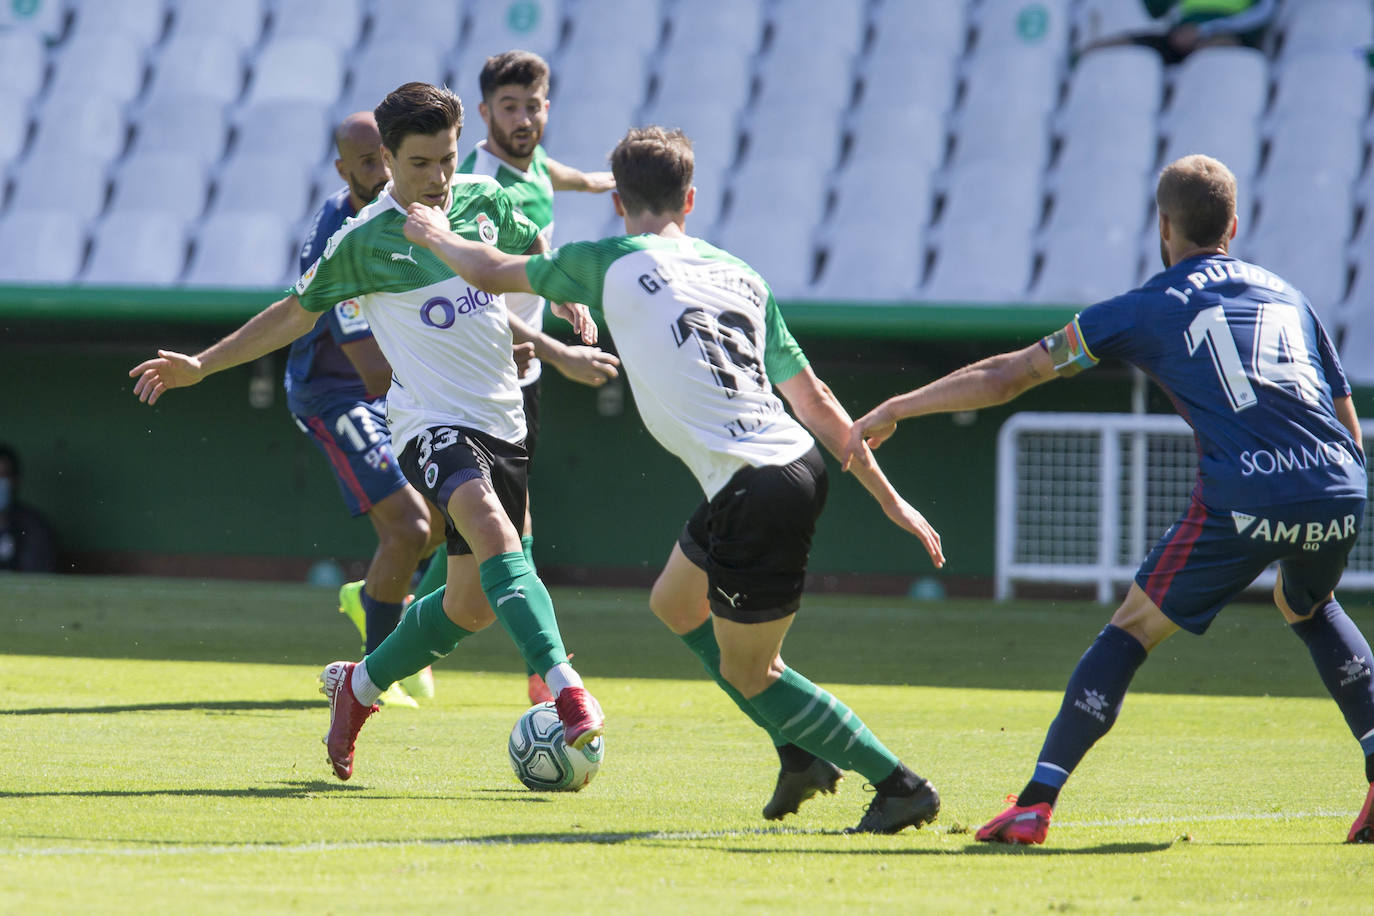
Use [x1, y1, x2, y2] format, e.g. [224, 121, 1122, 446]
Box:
[1040, 320, 1096, 377]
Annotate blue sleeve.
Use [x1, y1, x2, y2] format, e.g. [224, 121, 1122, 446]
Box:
[321, 299, 373, 345]
[1075, 291, 1145, 363]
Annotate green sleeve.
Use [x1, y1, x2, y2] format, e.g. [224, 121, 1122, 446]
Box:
[293, 229, 370, 313]
[763, 292, 809, 384]
[524, 240, 610, 317]
[495, 188, 540, 255]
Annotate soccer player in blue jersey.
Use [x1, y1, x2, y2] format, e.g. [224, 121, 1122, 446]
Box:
[290, 111, 444, 706]
[846, 154, 1374, 845]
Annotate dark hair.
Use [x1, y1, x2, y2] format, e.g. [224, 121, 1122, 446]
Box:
[0, 443, 17, 480]
[374, 82, 463, 154]
[478, 50, 551, 101]
[1156, 154, 1237, 248]
[610, 126, 694, 216]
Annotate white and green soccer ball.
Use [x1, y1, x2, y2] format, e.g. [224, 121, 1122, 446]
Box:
[508, 701, 604, 791]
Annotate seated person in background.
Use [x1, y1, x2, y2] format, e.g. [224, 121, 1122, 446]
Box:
[0, 443, 57, 573]
[1083, 0, 1277, 64]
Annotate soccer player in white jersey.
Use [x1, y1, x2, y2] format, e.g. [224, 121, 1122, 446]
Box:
[400, 127, 948, 833]
[130, 82, 606, 781]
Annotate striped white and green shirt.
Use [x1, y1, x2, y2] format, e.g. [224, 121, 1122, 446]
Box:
[293, 175, 540, 446]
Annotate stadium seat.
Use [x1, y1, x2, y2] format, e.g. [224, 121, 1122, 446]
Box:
[652, 41, 754, 114]
[183, 212, 293, 288]
[960, 43, 1064, 123]
[1044, 164, 1151, 239]
[47, 32, 147, 107]
[755, 45, 856, 113]
[869, 0, 968, 58]
[1163, 47, 1269, 131]
[0, 208, 87, 283]
[1072, 0, 1160, 52]
[767, 0, 866, 60]
[552, 33, 650, 113]
[82, 210, 188, 285]
[811, 233, 923, 301]
[66, 0, 167, 47]
[369, 0, 462, 52]
[1280, 0, 1374, 56]
[1053, 106, 1158, 178]
[541, 95, 640, 171]
[1032, 222, 1138, 305]
[1161, 109, 1260, 185]
[714, 216, 816, 298]
[145, 31, 245, 107]
[463, 0, 564, 63]
[565, 0, 663, 54]
[1252, 171, 1354, 245]
[860, 47, 959, 114]
[740, 104, 844, 176]
[1059, 46, 1164, 121]
[1339, 246, 1374, 360]
[167, 0, 265, 51]
[129, 95, 230, 168]
[26, 93, 128, 165]
[107, 150, 209, 226]
[635, 98, 740, 177]
[244, 37, 344, 108]
[1269, 52, 1370, 122]
[1262, 113, 1364, 185]
[974, 0, 1072, 55]
[0, 92, 32, 172]
[924, 222, 1034, 302]
[664, 0, 763, 56]
[950, 102, 1050, 172]
[0, 0, 66, 40]
[9, 151, 110, 224]
[233, 101, 332, 169]
[724, 155, 829, 237]
[549, 189, 619, 245]
[825, 161, 933, 239]
[935, 159, 1044, 246]
[268, 0, 363, 49]
[211, 152, 313, 227]
[0, 28, 46, 103]
[845, 102, 948, 176]
[1240, 227, 1350, 324]
[340, 40, 445, 117]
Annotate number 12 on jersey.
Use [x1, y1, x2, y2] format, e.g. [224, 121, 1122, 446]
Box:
[1185, 303, 1320, 413]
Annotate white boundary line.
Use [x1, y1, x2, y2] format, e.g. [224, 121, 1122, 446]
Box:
[8, 811, 1354, 857]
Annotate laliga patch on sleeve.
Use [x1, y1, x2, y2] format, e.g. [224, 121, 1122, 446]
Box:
[294, 259, 319, 295]
[334, 299, 370, 335]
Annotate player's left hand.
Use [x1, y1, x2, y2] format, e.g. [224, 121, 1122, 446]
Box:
[842, 405, 897, 471]
[551, 301, 597, 345]
[882, 496, 945, 569]
[128, 350, 205, 405]
[403, 201, 448, 246]
[553, 346, 620, 387]
[513, 341, 536, 378]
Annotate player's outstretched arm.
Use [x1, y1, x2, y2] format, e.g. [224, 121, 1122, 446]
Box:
[507, 314, 619, 387]
[843, 342, 1059, 469]
[777, 367, 945, 569]
[545, 157, 614, 193]
[128, 295, 318, 405]
[404, 202, 533, 294]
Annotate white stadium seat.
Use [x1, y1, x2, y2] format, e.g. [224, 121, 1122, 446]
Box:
[9, 152, 110, 224]
[861, 47, 959, 114]
[1163, 47, 1269, 131]
[67, 0, 167, 48]
[653, 41, 754, 114]
[82, 210, 188, 286]
[755, 47, 856, 113]
[740, 104, 844, 175]
[1044, 165, 1151, 240]
[1251, 172, 1354, 244]
[0, 28, 46, 102]
[825, 165, 933, 243]
[665, 0, 763, 55]
[369, 0, 462, 52]
[541, 95, 639, 171]
[211, 152, 313, 226]
[768, 0, 866, 60]
[1162, 109, 1261, 185]
[233, 100, 332, 169]
[951, 102, 1050, 172]
[269, 0, 364, 49]
[846, 102, 948, 176]
[1280, 0, 1374, 56]
[130, 95, 231, 168]
[713, 217, 816, 299]
[0, 92, 32, 171]
[1059, 46, 1164, 120]
[1240, 227, 1350, 324]
[812, 233, 924, 301]
[107, 150, 210, 226]
[924, 222, 1034, 302]
[552, 37, 649, 113]
[1072, 0, 1161, 51]
[463, 0, 564, 62]
[548, 189, 619, 245]
[565, 0, 663, 54]
[871, 0, 968, 57]
[1033, 222, 1139, 305]
[341, 40, 445, 117]
[146, 31, 245, 107]
[974, 0, 1072, 55]
[245, 37, 344, 107]
[725, 155, 829, 233]
[1269, 52, 1370, 122]
[184, 212, 293, 288]
[1262, 113, 1364, 185]
[26, 94, 128, 170]
[935, 159, 1044, 245]
[1054, 106, 1159, 178]
[47, 32, 147, 106]
[0, 208, 87, 284]
[168, 0, 265, 51]
[960, 43, 1064, 122]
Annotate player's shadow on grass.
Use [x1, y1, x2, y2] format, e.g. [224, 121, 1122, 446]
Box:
[704, 839, 1172, 855]
[0, 779, 363, 800]
[0, 699, 321, 716]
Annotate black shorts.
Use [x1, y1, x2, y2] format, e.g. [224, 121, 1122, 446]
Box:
[397, 425, 528, 556]
[678, 446, 828, 623]
[521, 378, 541, 471]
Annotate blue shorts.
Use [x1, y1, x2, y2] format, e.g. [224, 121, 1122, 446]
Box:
[1137, 494, 1365, 634]
[293, 399, 408, 517]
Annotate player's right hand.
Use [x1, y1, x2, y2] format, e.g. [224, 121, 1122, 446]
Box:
[882, 496, 945, 569]
[129, 350, 205, 405]
[842, 404, 897, 471]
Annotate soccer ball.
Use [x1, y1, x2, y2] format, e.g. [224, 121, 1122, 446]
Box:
[508, 701, 604, 791]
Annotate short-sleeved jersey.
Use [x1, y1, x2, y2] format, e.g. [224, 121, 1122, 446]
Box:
[459, 141, 555, 386]
[284, 187, 375, 417]
[526, 233, 815, 498]
[292, 176, 541, 447]
[1061, 253, 1365, 509]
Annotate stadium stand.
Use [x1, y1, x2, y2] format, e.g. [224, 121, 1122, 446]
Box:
[0, 0, 1366, 327]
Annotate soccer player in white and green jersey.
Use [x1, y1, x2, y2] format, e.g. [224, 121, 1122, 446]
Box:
[402, 127, 948, 833]
[130, 82, 606, 781]
[407, 49, 618, 704]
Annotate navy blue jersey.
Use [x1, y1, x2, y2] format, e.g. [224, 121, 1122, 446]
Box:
[1063, 254, 1365, 509]
[284, 187, 375, 417]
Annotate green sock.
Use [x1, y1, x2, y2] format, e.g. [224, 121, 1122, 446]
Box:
[411, 548, 446, 603]
[478, 551, 567, 678]
[749, 667, 901, 783]
[521, 535, 537, 678]
[363, 586, 474, 687]
[679, 620, 787, 745]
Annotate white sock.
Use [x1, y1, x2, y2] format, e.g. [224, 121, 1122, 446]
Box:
[544, 662, 582, 697]
[351, 661, 383, 706]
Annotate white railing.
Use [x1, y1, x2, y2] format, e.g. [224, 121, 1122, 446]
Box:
[995, 412, 1374, 602]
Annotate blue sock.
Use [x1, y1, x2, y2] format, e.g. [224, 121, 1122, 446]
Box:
[1028, 625, 1148, 800]
[1290, 599, 1374, 775]
[360, 590, 405, 655]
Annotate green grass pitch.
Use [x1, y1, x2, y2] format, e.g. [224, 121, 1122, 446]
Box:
[1, 576, 1371, 914]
